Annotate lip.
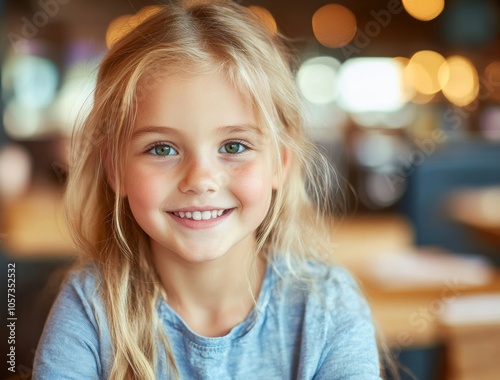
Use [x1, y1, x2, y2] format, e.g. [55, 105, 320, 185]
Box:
[167, 208, 234, 230]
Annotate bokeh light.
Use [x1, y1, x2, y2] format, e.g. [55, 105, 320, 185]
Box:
[51, 60, 99, 133]
[296, 56, 341, 104]
[0, 145, 32, 199]
[402, 0, 445, 21]
[393, 57, 416, 102]
[312, 4, 357, 48]
[337, 58, 406, 113]
[248, 6, 277, 35]
[440, 55, 479, 107]
[3, 101, 44, 139]
[480, 106, 500, 141]
[405, 50, 449, 95]
[10, 55, 58, 109]
[353, 132, 399, 168]
[363, 171, 406, 208]
[410, 92, 435, 105]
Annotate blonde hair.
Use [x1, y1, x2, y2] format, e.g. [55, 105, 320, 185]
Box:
[66, 0, 336, 378]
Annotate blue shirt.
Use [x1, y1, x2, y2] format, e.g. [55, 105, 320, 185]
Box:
[33, 260, 381, 379]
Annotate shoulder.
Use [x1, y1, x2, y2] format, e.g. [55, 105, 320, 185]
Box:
[33, 263, 111, 379]
[65, 262, 101, 290]
[68, 263, 101, 290]
[265, 258, 381, 378]
[57, 263, 103, 311]
[313, 262, 371, 315]
[271, 258, 368, 312]
[268, 258, 374, 334]
[44, 262, 105, 332]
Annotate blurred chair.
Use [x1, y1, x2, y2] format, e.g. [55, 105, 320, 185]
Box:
[400, 139, 500, 263]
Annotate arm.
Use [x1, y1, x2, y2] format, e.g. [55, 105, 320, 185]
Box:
[32, 271, 104, 380]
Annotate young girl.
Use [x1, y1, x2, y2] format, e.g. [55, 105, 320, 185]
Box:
[33, 0, 382, 378]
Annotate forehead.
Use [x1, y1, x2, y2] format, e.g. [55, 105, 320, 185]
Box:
[134, 70, 262, 132]
[137, 63, 248, 100]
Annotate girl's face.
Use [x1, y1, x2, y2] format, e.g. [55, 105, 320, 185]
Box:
[123, 70, 280, 264]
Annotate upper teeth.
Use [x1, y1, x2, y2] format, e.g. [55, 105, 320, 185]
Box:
[174, 210, 225, 220]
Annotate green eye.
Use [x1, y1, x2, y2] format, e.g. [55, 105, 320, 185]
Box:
[220, 142, 246, 154]
[149, 144, 177, 156]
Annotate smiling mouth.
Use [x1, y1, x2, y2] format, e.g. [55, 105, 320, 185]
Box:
[171, 209, 230, 221]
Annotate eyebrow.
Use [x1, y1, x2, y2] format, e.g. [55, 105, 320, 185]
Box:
[131, 124, 263, 140]
[216, 124, 263, 137]
[131, 126, 182, 140]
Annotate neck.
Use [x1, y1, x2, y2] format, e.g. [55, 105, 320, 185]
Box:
[152, 242, 267, 337]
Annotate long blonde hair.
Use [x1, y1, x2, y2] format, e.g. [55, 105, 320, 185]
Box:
[65, 0, 336, 378]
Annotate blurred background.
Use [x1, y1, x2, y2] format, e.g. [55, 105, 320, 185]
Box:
[1, 0, 500, 379]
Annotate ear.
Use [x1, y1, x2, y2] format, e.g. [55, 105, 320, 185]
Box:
[272, 145, 291, 189]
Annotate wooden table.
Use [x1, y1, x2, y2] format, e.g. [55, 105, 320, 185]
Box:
[447, 186, 500, 248]
[1, 186, 77, 258]
[332, 214, 500, 348]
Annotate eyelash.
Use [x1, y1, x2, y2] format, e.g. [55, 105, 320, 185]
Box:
[145, 140, 252, 157]
[219, 140, 251, 155]
[145, 142, 178, 157]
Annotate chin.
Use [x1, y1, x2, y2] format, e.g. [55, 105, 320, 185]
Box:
[172, 245, 230, 263]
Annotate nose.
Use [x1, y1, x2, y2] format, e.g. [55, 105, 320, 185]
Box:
[178, 155, 223, 195]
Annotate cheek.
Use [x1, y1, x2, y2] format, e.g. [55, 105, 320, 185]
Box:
[124, 168, 164, 209]
[230, 162, 274, 211]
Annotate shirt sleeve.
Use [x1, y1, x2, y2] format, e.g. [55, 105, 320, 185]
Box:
[313, 268, 382, 380]
[32, 271, 103, 380]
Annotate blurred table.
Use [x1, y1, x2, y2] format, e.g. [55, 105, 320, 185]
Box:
[439, 294, 500, 380]
[447, 186, 500, 248]
[1, 186, 77, 258]
[333, 213, 500, 358]
[334, 214, 500, 347]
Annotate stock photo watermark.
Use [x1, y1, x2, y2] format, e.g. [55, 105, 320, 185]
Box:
[341, 0, 404, 59]
[7, 0, 72, 53]
[384, 70, 500, 192]
[6, 263, 17, 373]
[388, 277, 469, 356]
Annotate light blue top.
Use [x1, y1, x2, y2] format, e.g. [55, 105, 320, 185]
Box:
[33, 259, 381, 379]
